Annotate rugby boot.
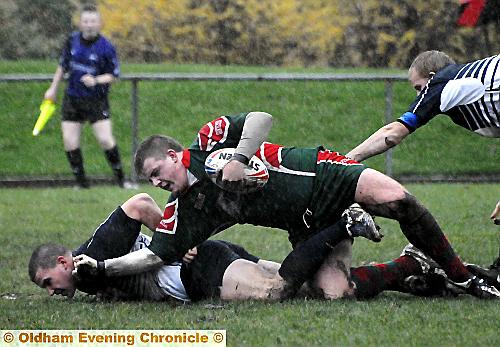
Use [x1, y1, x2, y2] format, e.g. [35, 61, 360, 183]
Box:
[450, 276, 500, 299]
[466, 263, 500, 290]
[400, 244, 462, 297]
[342, 204, 383, 242]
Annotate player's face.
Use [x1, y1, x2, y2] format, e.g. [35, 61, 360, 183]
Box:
[35, 256, 76, 298]
[80, 11, 101, 40]
[142, 151, 189, 194]
[408, 68, 429, 95]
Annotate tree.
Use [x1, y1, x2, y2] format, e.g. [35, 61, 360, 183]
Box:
[1, 0, 74, 59]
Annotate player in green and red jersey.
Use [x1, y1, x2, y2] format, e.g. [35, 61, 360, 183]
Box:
[75, 112, 500, 299]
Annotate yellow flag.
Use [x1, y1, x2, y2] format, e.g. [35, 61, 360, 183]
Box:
[32, 99, 56, 136]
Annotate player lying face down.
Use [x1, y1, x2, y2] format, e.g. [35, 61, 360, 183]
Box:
[30, 195, 473, 302]
[30, 194, 387, 301]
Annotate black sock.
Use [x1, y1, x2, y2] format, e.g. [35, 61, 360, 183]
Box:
[66, 148, 88, 188]
[278, 219, 350, 296]
[104, 146, 124, 186]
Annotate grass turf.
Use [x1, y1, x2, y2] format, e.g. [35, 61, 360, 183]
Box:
[0, 183, 499, 346]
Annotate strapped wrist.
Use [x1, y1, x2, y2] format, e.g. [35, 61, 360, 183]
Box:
[230, 153, 249, 165]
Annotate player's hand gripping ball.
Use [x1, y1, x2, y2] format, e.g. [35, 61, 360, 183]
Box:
[205, 148, 269, 193]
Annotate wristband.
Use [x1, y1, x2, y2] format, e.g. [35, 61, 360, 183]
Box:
[97, 260, 106, 277]
[230, 153, 249, 165]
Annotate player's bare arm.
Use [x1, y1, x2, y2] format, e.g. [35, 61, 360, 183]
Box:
[346, 121, 409, 162]
[222, 111, 272, 182]
[80, 73, 116, 88]
[44, 65, 64, 101]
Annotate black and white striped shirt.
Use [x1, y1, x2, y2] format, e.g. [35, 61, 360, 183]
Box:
[399, 54, 500, 137]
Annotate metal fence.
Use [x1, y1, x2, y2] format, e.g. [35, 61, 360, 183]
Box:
[0, 73, 407, 183]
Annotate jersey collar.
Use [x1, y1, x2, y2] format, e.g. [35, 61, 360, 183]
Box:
[181, 149, 198, 187]
[181, 149, 191, 168]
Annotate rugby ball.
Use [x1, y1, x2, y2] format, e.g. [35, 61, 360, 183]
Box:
[204, 148, 269, 192]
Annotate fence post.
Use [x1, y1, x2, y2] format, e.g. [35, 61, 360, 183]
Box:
[384, 79, 394, 177]
[130, 79, 139, 183]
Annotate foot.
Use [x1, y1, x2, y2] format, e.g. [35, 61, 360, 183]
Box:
[400, 243, 443, 275]
[451, 276, 500, 299]
[466, 263, 500, 290]
[342, 204, 383, 242]
[400, 244, 461, 297]
[402, 274, 462, 297]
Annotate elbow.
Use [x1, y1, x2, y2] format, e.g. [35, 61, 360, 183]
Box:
[248, 111, 273, 127]
[382, 124, 407, 148]
[384, 134, 402, 148]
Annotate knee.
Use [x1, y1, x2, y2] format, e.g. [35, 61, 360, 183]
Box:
[124, 193, 155, 216]
[98, 137, 115, 150]
[388, 192, 427, 223]
[262, 277, 288, 301]
[62, 135, 79, 150]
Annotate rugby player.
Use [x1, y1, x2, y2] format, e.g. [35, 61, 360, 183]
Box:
[30, 194, 387, 301]
[346, 51, 500, 290]
[75, 112, 500, 298]
[30, 194, 460, 301]
[347, 50, 500, 161]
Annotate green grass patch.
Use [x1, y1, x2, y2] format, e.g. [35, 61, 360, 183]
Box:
[0, 60, 497, 179]
[1, 184, 499, 346]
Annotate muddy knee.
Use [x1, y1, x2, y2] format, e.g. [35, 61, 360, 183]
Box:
[363, 192, 427, 223]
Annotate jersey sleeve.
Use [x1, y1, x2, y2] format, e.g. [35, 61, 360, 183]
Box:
[74, 207, 142, 261]
[103, 40, 120, 77]
[190, 113, 249, 151]
[58, 34, 73, 72]
[220, 240, 260, 263]
[398, 80, 446, 132]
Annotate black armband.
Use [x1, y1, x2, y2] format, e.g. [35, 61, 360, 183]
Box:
[230, 153, 249, 165]
[97, 260, 106, 277]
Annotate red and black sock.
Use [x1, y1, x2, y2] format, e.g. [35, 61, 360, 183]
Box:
[399, 210, 470, 282]
[363, 193, 471, 283]
[351, 255, 421, 299]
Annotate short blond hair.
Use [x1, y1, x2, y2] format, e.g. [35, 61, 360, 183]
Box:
[409, 50, 455, 77]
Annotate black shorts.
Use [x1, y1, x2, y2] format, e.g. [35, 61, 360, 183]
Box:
[62, 93, 111, 123]
[180, 240, 259, 302]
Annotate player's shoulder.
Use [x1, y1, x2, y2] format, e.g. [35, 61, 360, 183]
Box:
[66, 31, 80, 45]
[92, 34, 116, 52]
[191, 113, 249, 151]
[433, 62, 481, 85]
